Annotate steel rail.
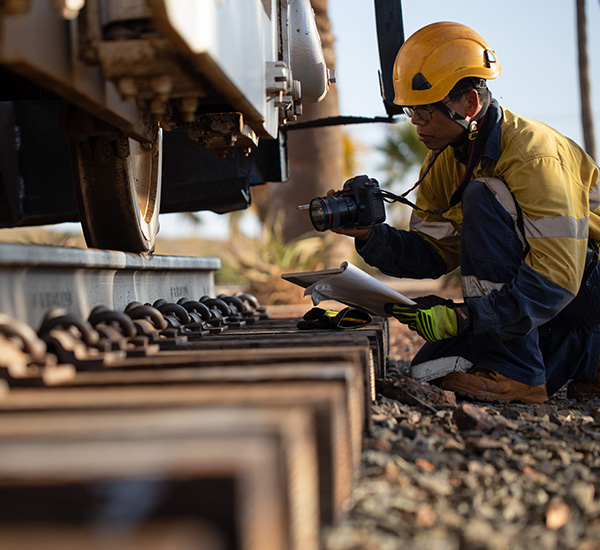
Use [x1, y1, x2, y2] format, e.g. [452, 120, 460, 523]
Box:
[0, 241, 389, 550]
[0, 243, 220, 329]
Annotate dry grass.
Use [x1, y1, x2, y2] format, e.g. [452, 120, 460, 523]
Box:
[223, 217, 347, 304]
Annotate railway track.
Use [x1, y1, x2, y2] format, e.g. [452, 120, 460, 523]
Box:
[0, 242, 387, 550]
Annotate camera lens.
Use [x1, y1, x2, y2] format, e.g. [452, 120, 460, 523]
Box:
[309, 198, 329, 231]
[309, 195, 357, 231]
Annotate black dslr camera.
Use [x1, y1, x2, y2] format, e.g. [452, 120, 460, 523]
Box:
[309, 175, 386, 232]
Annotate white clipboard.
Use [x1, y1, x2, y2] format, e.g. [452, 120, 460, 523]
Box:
[282, 261, 415, 317]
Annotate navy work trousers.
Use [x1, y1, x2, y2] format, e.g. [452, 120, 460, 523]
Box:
[412, 180, 600, 396]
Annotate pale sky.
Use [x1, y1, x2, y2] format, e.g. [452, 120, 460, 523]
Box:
[161, 0, 600, 238]
[329, 0, 600, 180]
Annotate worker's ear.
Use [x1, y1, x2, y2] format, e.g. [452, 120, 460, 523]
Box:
[464, 89, 481, 118]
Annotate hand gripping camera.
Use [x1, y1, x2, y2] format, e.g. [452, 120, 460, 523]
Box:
[308, 175, 386, 232]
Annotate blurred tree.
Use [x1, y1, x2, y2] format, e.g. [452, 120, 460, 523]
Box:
[342, 130, 368, 180]
[376, 119, 427, 228]
[179, 211, 202, 227]
[576, 0, 596, 160]
[377, 119, 427, 189]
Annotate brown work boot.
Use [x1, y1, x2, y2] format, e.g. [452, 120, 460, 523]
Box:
[440, 368, 548, 404]
[566, 363, 600, 399]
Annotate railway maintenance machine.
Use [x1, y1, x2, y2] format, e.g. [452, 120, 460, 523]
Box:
[0, 4, 403, 548]
[0, 0, 403, 254]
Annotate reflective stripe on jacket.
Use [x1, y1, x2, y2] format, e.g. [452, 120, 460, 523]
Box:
[410, 107, 599, 296]
[357, 106, 600, 338]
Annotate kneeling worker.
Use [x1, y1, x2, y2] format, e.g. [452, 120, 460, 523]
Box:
[331, 22, 600, 403]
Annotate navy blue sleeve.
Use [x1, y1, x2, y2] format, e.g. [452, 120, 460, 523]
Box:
[355, 223, 448, 279]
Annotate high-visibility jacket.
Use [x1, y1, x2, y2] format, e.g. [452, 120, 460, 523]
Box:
[357, 105, 600, 339]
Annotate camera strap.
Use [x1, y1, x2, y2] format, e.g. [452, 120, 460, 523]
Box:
[380, 137, 486, 215]
[380, 148, 448, 214]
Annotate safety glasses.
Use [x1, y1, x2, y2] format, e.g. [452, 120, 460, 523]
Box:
[402, 104, 437, 121]
[403, 91, 470, 122]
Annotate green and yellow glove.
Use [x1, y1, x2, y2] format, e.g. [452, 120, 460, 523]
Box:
[385, 295, 470, 342]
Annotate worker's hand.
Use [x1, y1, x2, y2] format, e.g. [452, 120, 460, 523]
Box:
[385, 295, 470, 342]
[331, 225, 373, 240]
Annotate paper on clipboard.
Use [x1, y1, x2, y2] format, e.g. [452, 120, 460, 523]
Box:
[281, 261, 415, 317]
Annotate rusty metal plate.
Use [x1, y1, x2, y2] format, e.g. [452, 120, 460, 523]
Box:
[0, 380, 352, 525]
[0, 406, 320, 550]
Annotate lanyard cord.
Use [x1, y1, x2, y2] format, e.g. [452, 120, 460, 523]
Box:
[380, 188, 447, 214]
[448, 113, 489, 207]
[378, 148, 448, 214]
[381, 109, 491, 215]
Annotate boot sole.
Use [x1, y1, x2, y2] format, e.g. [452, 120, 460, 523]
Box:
[443, 384, 548, 404]
[566, 382, 600, 400]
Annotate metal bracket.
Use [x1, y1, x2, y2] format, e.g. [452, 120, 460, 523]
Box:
[186, 112, 259, 152]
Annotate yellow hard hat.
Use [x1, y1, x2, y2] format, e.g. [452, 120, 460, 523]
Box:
[393, 22, 501, 106]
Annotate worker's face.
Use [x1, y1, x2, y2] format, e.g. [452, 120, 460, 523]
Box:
[407, 92, 475, 150]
